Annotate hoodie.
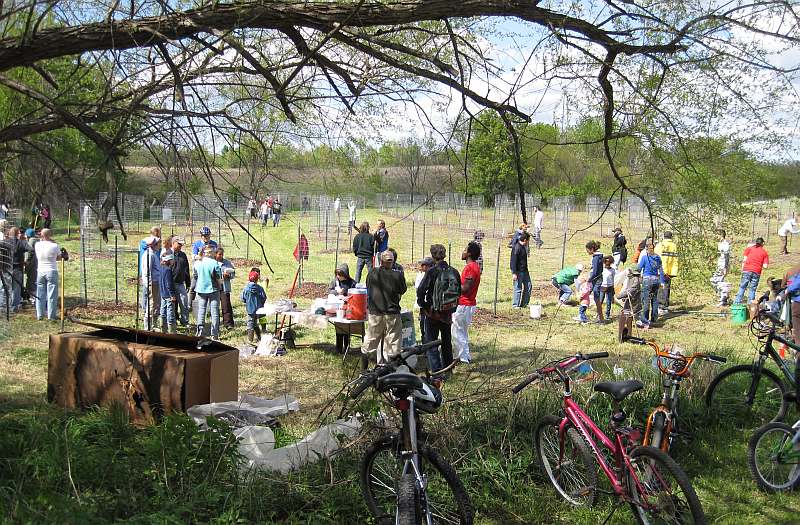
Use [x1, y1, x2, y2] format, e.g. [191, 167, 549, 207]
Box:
[329, 263, 356, 295]
[241, 281, 267, 315]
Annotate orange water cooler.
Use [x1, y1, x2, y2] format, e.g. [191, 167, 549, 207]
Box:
[346, 288, 368, 320]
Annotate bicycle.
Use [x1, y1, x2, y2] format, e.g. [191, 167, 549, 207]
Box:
[513, 352, 707, 524]
[349, 339, 473, 525]
[705, 292, 798, 427]
[624, 335, 726, 453]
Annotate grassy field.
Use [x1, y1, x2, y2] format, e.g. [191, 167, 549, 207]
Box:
[0, 209, 798, 523]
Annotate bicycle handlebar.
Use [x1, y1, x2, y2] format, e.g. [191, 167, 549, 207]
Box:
[349, 339, 442, 398]
[512, 352, 608, 394]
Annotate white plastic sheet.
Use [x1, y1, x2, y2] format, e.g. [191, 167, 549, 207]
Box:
[187, 394, 300, 426]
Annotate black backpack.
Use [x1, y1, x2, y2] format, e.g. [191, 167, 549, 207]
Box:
[432, 265, 461, 312]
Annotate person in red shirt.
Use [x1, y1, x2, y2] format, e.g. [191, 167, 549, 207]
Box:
[451, 242, 481, 364]
[735, 237, 769, 304]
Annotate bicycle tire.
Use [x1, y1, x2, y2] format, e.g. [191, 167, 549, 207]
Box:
[747, 421, 800, 493]
[360, 436, 473, 525]
[647, 411, 669, 453]
[534, 414, 598, 507]
[397, 473, 419, 525]
[627, 445, 706, 525]
[705, 364, 787, 427]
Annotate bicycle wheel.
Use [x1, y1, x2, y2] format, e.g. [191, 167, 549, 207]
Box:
[647, 411, 670, 453]
[360, 436, 473, 525]
[705, 365, 787, 427]
[397, 473, 419, 525]
[534, 414, 598, 507]
[627, 445, 706, 524]
[747, 421, 800, 492]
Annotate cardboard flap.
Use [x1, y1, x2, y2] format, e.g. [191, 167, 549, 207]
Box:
[210, 351, 239, 403]
[72, 319, 236, 353]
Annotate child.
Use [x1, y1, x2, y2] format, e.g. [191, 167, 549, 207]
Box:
[600, 255, 616, 321]
[241, 270, 268, 343]
[617, 267, 644, 331]
[159, 252, 177, 333]
[329, 263, 356, 297]
[573, 274, 591, 324]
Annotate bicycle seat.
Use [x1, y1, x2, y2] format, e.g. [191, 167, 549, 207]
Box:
[594, 380, 644, 402]
[377, 372, 423, 393]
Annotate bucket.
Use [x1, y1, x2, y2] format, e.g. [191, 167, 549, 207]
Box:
[347, 288, 368, 320]
[731, 304, 748, 325]
[529, 303, 543, 319]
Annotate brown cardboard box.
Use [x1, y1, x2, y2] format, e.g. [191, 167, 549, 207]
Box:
[47, 323, 238, 424]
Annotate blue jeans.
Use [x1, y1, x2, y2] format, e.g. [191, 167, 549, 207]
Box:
[601, 286, 614, 318]
[513, 271, 532, 307]
[160, 297, 176, 332]
[11, 268, 23, 311]
[273, 213, 281, 226]
[175, 283, 189, 325]
[640, 276, 660, 324]
[196, 291, 220, 338]
[735, 271, 761, 304]
[355, 256, 373, 282]
[578, 305, 588, 322]
[552, 278, 572, 303]
[36, 270, 59, 320]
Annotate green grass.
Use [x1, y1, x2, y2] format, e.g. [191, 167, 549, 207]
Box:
[0, 211, 798, 523]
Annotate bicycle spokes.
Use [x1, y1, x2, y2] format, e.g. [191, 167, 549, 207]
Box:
[630, 456, 691, 523]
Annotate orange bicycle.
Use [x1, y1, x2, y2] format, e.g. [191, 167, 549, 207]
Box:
[624, 335, 727, 452]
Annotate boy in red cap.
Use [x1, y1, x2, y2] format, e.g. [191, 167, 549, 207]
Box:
[240, 269, 267, 343]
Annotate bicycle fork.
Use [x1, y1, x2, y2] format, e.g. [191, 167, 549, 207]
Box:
[399, 397, 432, 525]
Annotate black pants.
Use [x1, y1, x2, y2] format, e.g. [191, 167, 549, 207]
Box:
[335, 333, 351, 353]
[220, 291, 234, 327]
[424, 316, 453, 374]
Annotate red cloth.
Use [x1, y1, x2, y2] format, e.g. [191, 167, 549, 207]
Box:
[742, 245, 769, 274]
[459, 261, 481, 306]
[293, 234, 309, 261]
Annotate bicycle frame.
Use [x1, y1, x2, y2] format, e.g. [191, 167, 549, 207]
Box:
[396, 391, 433, 525]
[759, 330, 798, 386]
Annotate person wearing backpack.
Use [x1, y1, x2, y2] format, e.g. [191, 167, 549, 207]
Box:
[417, 244, 461, 378]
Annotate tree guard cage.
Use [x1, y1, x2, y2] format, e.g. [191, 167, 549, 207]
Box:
[625, 195, 648, 230]
[97, 192, 144, 233]
[552, 196, 574, 231]
[149, 191, 186, 227]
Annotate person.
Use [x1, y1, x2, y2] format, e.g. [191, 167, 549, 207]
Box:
[159, 252, 177, 333]
[638, 241, 664, 328]
[710, 229, 731, 306]
[330, 263, 356, 353]
[272, 197, 283, 227]
[329, 263, 356, 297]
[139, 226, 162, 256]
[600, 255, 616, 321]
[352, 221, 374, 282]
[191, 226, 218, 258]
[417, 244, 460, 378]
[632, 236, 650, 265]
[215, 247, 235, 328]
[612, 227, 627, 267]
[302, 196, 310, 213]
[511, 232, 531, 308]
[170, 237, 191, 326]
[452, 241, 481, 364]
[616, 267, 643, 338]
[414, 257, 434, 343]
[363, 250, 408, 366]
[586, 240, 605, 322]
[509, 223, 529, 249]
[655, 231, 679, 312]
[267, 194, 274, 221]
[734, 237, 769, 304]
[532, 206, 544, 248]
[195, 246, 222, 338]
[41, 205, 51, 229]
[247, 197, 257, 219]
[140, 236, 162, 330]
[348, 201, 357, 232]
[241, 270, 268, 343]
[33, 228, 65, 321]
[24, 228, 37, 304]
[259, 200, 269, 225]
[552, 263, 584, 304]
[778, 214, 799, 255]
[572, 274, 591, 324]
[4, 227, 32, 312]
[386, 247, 403, 274]
[473, 230, 485, 273]
[0, 203, 7, 220]
[374, 220, 389, 258]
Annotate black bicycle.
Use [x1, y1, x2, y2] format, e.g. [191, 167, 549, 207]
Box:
[349, 340, 473, 525]
[705, 292, 797, 427]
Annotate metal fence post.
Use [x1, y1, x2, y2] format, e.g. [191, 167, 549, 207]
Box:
[114, 235, 119, 304]
[246, 214, 250, 259]
[80, 227, 88, 306]
[493, 240, 500, 315]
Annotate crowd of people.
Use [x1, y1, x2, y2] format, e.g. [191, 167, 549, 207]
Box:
[247, 195, 283, 227]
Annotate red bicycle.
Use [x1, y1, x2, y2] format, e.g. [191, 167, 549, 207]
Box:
[513, 352, 707, 524]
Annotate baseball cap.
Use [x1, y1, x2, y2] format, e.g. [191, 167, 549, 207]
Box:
[24, 228, 35, 238]
[248, 270, 259, 282]
[418, 256, 434, 267]
[144, 235, 160, 246]
[575, 263, 584, 271]
[173, 237, 185, 245]
[380, 251, 394, 262]
[160, 252, 174, 262]
[200, 226, 211, 236]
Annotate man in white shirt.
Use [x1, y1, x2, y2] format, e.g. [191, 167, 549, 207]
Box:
[778, 215, 799, 255]
[532, 206, 544, 249]
[34, 229, 65, 320]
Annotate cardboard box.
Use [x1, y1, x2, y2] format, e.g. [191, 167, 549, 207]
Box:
[48, 322, 238, 424]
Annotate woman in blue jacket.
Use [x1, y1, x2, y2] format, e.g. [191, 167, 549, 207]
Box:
[637, 241, 664, 328]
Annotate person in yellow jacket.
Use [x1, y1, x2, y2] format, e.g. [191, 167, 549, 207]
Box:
[655, 231, 679, 312]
